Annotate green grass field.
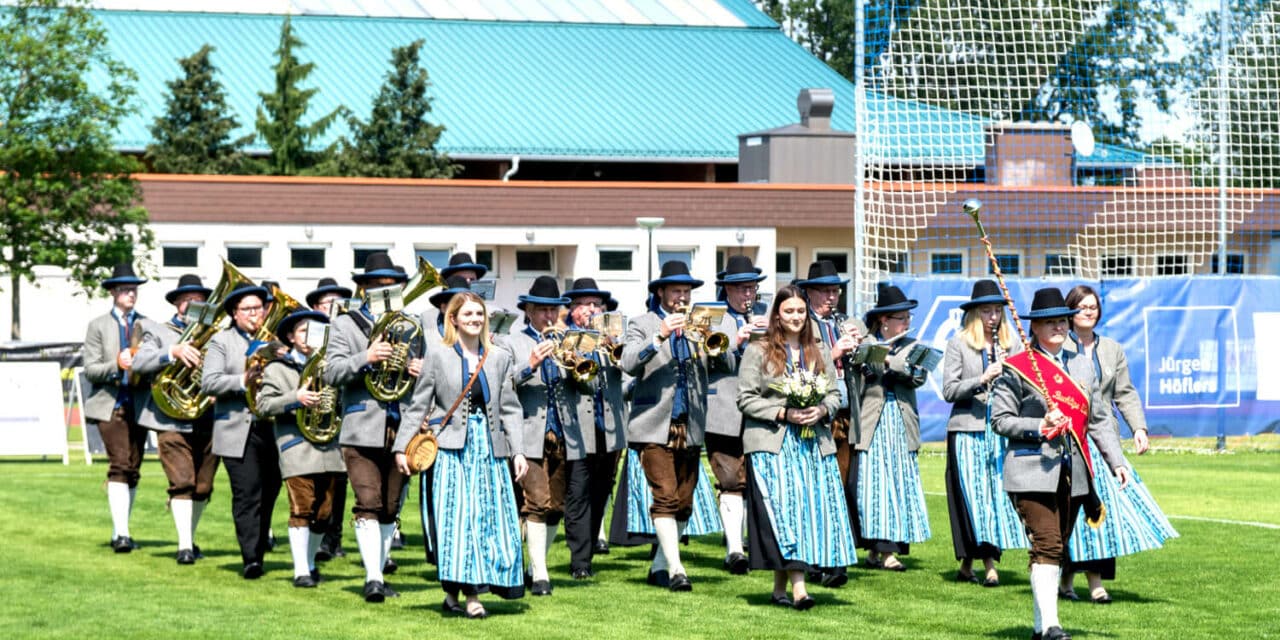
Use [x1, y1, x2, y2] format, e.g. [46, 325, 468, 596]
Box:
[2, 437, 1277, 639]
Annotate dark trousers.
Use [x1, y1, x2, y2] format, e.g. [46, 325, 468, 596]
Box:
[637, 443, 701, 521]
[704, 432, 745, 496]
[564, 435, 620, 573]
[223, 421, 282, 565]
[520, 433, 568, 524]
[156, 425, 219, 501]
[1012, 466, 1084, 567]
[99, 406, 147, 486]
[342, 432, 407, 524]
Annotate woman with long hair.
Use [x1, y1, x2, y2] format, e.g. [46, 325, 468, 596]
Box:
[738, 285, 853, 609]
[941, 280, 1027, 587]
[396, 292, 529, 619]
[1059, 285, 1177, 604]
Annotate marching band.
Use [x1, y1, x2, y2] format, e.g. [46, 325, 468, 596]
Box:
[83, 249, 1173, 637]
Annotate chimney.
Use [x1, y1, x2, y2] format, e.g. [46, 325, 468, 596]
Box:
[798, 88, 834, 131]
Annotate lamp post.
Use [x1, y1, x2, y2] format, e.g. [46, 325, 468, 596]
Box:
[636, 216, 665, 281]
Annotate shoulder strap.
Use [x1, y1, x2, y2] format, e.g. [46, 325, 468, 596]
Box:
[346, 310, 373, 339]
[423, 348, 491, 434]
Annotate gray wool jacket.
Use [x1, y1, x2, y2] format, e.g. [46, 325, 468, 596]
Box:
[736, 342, 842, 456]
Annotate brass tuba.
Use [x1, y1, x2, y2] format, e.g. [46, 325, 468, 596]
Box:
[245, 284, 304, 415]
[151, 259, 255, 421]
[296, 338, 341, 444]
[364, 256, 441, 402]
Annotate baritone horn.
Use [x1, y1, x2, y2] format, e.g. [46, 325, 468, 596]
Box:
[245, 283, 304, 415]
[364, 256, 441, 402]
[296, 321, 340, 444]
[151, 259, 254, 421]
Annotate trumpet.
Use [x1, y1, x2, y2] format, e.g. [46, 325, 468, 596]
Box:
[675, 304, 730, 358]
[541, 327, 599, 384]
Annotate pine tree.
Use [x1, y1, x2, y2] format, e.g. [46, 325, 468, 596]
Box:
[254, 15, 341, 176]
[146, 44, 252, 174]
[337, 39, 458, 178]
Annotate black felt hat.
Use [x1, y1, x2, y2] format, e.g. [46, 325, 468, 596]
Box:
[428, 275, 472, 309]
[276, 310, 329, 347]
[306, 277, 353, 308]
[517, 275, 570, 310]
[222, 282, 270, 314]
[715, 255, 766, 286]
[864, 283, 918, 323]
[795, 260, 849, 287]
[647, 260, 704, 293]
[564, 277, 612, 301]
[164, 274, 212, 304]
[102, 263, 147, 289]
[440, 252, 488, 280]
[959, 279, 1009, 311]
[352, 252, 408, 284]
[1024, 287, 1080, 320]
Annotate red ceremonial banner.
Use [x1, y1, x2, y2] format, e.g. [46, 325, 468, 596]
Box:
[1004, 350, 1095, 478]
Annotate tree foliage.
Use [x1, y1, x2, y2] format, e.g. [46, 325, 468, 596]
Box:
[146, 44, 253, 174]
[335, 39, 458, 179]
[254, 15, 341, 176]
[0, 0, 153, 339]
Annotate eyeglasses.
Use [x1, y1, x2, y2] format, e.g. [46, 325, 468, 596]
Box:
[236, 305, 264, 315]
[886, 313, 912, 322]
[1075, 304, 1099, 311]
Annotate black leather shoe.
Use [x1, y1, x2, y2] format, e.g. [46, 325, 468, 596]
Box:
[315, 544, 334, 562]
[310, 568, 322, 583]
[792, 595, 816, 611]
[383, 557, 398, 575]
[724, 552, 749, 575]
[242, 562, 263, 580]
[572, 568, 593, 580]
[1058, 588, 1080, 602]
[383, 583, 400, 598]
[646, 570, 670, 588]
[292, 575, 318, 588]
[391, 531, 405, 550]
[111, 536, 134, 553]
[363, 580, 386, 603]
[668, 573, 692, 592]
[1042, 626, 1072, 640]
[806, 569, 824, 583]
[820, 569, 848, 588]
[176, 549, 196, 565]
[531, 579, 552, 596]
[192, 545, 204, 559]
[769, 593, 793, 607]
[441, 598, 464, 615]
[593, 539, 610, 555]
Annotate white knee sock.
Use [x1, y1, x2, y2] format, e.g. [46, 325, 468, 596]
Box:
[379, 522, 397, 569]
[308, 531, 323, 571]
[191, 499, 207, 546]
[354, 519, 383, 582]
[288, 527, 311, 578]
[107, 482, 131, 538]
[172, 499, 194, 551]
[1031, 563, 1062, 631]
[720, 495, 745, 556]
[545, 521, 560, 559]
[527, 521, 549, 581]
[654, 517, 685, 577]
[128, 485, 137, 516]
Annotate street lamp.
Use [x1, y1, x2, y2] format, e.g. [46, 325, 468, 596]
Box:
[636, 216, 665, 281]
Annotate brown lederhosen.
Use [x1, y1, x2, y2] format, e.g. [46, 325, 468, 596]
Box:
[1012, 464, 1085, 567]
[704, 432, 745, 496]
[831, 407, 853, 483]
[99, 405, 147, 486]
[342, 427, 407, 525]
[520, 432, 568, 524]
[284, 474, 341, 529]
[156, 423, 219, 501]
[638, 420, 701, 521]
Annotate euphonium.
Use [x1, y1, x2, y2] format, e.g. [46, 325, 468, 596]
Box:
[151, 259, 254, 421]
[245, 284, 304, 415]
[542, 327, 599, 384]
[296, 342, 341, 444]
[365, 256, 441, 402]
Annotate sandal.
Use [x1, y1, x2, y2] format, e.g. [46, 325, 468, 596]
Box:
[881, 557, 907, 572]
[769, 593, 793, 607]
[465, 603, 489, 619]
[956, 570, 979, 583]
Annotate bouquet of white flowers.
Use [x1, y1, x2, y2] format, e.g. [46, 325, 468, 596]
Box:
[769, 368, 831, 438]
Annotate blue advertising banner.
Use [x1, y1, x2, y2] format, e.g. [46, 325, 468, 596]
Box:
[889, 276, 1280, 441]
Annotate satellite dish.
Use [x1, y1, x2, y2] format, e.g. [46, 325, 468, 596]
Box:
[1071, 120, 1096, 157]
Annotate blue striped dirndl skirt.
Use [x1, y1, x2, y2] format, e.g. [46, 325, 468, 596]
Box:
[856, 397, 931, 543]
[432, 413, 524, 590]
[1068, 435, 1178, 562]
[954, 426, 1027, 549]
[623, 448, 723, 536]
[750, 427, 856, 568]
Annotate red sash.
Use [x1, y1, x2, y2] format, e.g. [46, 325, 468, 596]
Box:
[1004, 350, 1095, 477]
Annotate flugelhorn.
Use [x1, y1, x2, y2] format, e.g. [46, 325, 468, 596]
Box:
[365, 256, 441, 402]
[151, 259, 253, 421]
[589, 311, 625, 365]
[541, 327, 599, 384]
[677, 304, 730, 358]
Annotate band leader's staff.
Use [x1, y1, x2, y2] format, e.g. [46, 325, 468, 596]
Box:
[133, 274, 221, 565]
[991, 287, 1130, 640]
[501, 276, 577, 596]
[256, 310, 347, 589]
[83, 263, 150, 553]
[305, 277, 354, 562]
[855, 284, 932, 572]
[738, 286, 854, 610]
[705, 255, 768, 575]
[201, 282, 282, 579]
[561, 278, 627, 580]
[1060, 285, 1178, 605]
[324, 253, 422, 603]
[396, 291, 528, 619]
[940, 280, 1026, 587]
[619, 261, 713, 592]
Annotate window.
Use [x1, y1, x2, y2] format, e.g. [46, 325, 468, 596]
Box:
[226, 246, 262, 269]
[162, 245, 198, 268]
[993, 254, 1020, 275]
[353, 247, 391, 269]
[475, 249, 495, 273]
[415, 248, 451, 270]
[775, 248, 795, 281]
[657, 249, 693, 270]
[716, 249, 726, 273]
[1046, 254, 1077, 276]
[875, 251, 907, 274]
[815, 251, 850, 273]
[598, 249, 633, 272]
[516, 249, 554, 273]
[1156, 255, 1188, 276]
[1101, 255, 1133, 277]
[930, 253, 963, 275]
[1211, 253, 1245, 274]
[290, 247, 325, 269]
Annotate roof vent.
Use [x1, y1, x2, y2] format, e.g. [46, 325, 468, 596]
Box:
[798, 88, 834, 131]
